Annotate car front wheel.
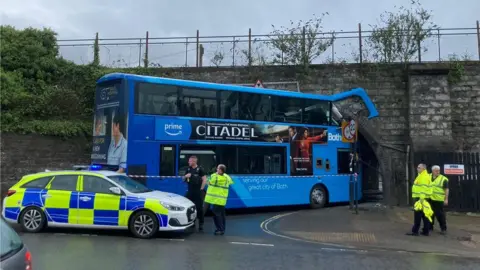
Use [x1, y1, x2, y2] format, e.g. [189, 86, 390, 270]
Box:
[19, 206, 46, 233]
[129, 210, 159, 239]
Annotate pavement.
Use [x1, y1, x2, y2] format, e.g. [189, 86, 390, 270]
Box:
[11, 208, 480, 270]
[263, 203, 480, 259]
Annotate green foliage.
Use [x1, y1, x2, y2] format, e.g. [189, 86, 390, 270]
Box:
[0, 25, 109, 137]
[446, 53, 468, 84]
[1, 119, 92, 138]
[268, 13, 334, 66]
[366, 0, 436, 64]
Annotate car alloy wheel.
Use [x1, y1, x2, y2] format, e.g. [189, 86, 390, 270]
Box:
[134, 214, 155, 237]
[20, 207, 46, 232]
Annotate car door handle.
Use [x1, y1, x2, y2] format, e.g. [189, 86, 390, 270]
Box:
[79, 196, 92, 201]
[41, 194, 52, 198]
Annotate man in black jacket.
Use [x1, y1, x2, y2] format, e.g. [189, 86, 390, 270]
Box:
[183, 156, 207, 231]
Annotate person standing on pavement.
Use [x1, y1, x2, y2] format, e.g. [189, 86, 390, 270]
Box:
[204, 164, 234, 235]
[407, 163, 433, 236]
[429, 165, 449, 234]
[183, 156, 207, 231]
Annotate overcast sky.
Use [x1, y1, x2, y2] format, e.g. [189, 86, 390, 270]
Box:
[1, 0, 479, 67]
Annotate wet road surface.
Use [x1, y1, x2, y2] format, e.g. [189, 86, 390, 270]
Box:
[15, 211, 480, 270]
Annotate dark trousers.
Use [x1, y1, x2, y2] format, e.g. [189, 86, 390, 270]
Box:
[186, 190, 204, 226]
[412, 209, 431, 235]
[211, 204, 226, 232]
[430, 200, 447, 231]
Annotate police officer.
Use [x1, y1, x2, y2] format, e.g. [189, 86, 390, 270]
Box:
[183, 156, 207, 231]
[406, 163, 432, 236]
[204, 164, 234, 235]
[429, 165, 449, 234]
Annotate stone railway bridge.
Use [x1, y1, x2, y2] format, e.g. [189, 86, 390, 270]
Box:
[1, 62, 479, 205]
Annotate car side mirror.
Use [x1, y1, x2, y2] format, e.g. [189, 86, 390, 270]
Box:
[109, 186, 122, 195]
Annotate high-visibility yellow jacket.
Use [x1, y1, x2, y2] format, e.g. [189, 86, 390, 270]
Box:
[204, 173, 234, 206]
[430, 174, 448, 202]
[412, 170, 432, 200]
[414, 199, 434, 223]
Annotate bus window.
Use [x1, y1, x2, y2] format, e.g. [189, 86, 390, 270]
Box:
[219, 91, 239, 119]
[178, 147, 218, 175]
[271, 96, 303, 123]
[303, 100, 330, 126]
[337, 149, 351, 174]
[135, 82, 179, 115]
[236, 146, 286, 174]
[239, 93, 272, 122]
[179, 87, 218, 118]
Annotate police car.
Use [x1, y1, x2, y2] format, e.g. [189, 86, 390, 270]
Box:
[2, 167, 197, 239]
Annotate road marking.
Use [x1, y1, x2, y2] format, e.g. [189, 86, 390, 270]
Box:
[260, 212, 354, 249]
[230, 241, 274, 247]
[158, 238, 185, 242]
[250, 243, 275, 247]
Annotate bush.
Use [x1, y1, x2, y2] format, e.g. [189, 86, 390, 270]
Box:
[0, 26, 110, 137]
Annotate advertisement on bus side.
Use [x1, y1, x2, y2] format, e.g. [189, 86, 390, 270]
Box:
[91, 81, 128, 168]
[156, 118, 327, 175]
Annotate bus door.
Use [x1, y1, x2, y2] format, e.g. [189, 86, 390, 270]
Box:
[159, 144, 183, 194]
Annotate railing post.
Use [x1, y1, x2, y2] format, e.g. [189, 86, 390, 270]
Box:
[138, 38, 142, 67]
[417, 38, 421, 63]
[144, 31, 149, 68]
[232, 36, 236, 67]
[185, 37, 189, 67]
[358, 23, 362, 64]
[437, 29, 441, 61]
[196, 30, 200, 67]
[248, 28, 252, 66]
[477, 20, 480, 61]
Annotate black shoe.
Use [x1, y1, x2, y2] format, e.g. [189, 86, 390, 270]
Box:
[214, 230, 225, 235]
[420, 231, 429, 236]
[440, 230, 447, 235]
[406, 232, 419, 236]
[198, 225, 203, 232]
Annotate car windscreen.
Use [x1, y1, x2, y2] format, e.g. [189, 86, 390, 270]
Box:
[0, 218, 23, 260]
[108, 175, 152, 193]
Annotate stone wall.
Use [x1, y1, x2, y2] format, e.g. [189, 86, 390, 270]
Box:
[1, 62, 479, 205]
[0, 133, 90, 197]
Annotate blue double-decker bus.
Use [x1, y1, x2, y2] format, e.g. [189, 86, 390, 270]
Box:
[91, 73, 378, 209]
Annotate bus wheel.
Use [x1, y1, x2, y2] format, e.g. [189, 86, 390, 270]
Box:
[309, 185, 327, 209]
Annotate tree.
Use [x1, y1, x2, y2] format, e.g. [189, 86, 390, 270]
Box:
[211, 45, 225, 67]
[0, 26, 61, 92]
[240, 39, 269, 66]
[268, 13, 334, 66]
[0, 25, 106, 137]
[366, 0, 437, 63]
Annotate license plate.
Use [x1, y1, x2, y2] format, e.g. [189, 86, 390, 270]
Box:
[190, 213, 196, 220]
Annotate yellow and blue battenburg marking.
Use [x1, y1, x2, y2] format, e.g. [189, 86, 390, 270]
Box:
[4, 188, 169, 227]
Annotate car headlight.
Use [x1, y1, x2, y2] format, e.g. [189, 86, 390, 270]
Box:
[160, 202, 185, 211]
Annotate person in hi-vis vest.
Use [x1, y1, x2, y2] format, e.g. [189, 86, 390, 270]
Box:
[429, 165, 449, 234]
[406, 163, 433, 236]
[204, 164, 234, 235]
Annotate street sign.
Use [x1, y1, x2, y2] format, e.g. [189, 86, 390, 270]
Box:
[443, 164, 465, 175]
[341, 119, 358, 143]
[254, 80, 264, 88]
